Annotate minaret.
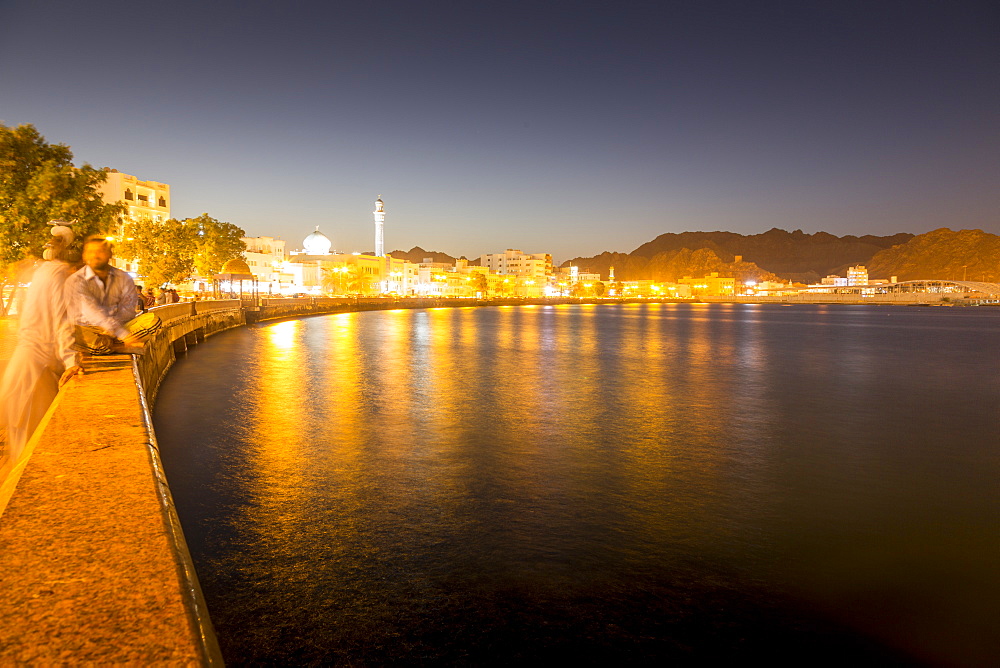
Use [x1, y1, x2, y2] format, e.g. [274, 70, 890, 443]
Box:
[373, 195, 385, 257]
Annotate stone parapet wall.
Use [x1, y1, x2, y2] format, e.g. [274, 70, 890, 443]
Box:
[0, 352, 224, 664]
[0, 303, 250, 665]
[700, 293, 955, 304]
[0, 295, 698, 663]
[136, 303, 245, 404]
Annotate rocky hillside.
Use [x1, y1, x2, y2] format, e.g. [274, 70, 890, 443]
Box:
[581, 248, 782, 284]
[564, 228, 914, 282]
[388, 229, 999, 285]
[867, 228, 1000, 282]
[388, 246, 461, 264]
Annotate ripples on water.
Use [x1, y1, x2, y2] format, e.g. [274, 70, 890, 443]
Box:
[154, 304, 1000, 665]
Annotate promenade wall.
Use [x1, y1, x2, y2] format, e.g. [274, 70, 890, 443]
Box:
[3, 292, 988, 662]
[0, 295, 603, 664]
[0, 300, 251, 665]
[700, 292, 985, 304]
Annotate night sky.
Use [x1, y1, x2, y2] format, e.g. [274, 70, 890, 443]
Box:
[2, 0, 997, 262]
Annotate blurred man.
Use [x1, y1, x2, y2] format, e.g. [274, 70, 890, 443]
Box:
[135, 285, 147, 313]
[0, 222, 82, 463]
[65, 236, 161, 354]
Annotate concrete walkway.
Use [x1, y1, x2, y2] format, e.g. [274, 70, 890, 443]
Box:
[0, 353, 219, 664]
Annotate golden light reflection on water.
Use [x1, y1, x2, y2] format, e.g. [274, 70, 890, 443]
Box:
[232, 305, 784, 553]
[239, 320, 314, 544]
[154, 303, 1000, 665]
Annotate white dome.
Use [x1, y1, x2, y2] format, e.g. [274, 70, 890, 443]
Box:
[303, 226, 332, 255]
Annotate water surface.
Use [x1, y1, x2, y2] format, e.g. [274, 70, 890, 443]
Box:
[155, 304, 1000, 665]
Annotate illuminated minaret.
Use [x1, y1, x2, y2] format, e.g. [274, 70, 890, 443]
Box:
[373, 195, 385, 257]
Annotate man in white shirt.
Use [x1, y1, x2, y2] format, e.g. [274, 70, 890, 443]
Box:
[0, 223, 82, 463]
[66, 237, 161, 354]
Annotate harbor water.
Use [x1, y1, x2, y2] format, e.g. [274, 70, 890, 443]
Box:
[154, 303, 1000, 665]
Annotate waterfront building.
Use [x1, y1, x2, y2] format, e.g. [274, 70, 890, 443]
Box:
[416, 268, 471, 298]
[96, 170, 171, 273]
[556, 266, 602, 283]
[242, 236, 289, 293]
[847, 265, 869, 286]
[746, 280, 798, 296]
[820, 266, 871, 287]
[479, 249, 553, 280]
[97, 170, 171, 224]
[281, 225, 417, 296]
[415, 259, 491, 298]
[553, 266, 603, 296]
[619, 281, 691, 298]
[678, 273, 736, 297]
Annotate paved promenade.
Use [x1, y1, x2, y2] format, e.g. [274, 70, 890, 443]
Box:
[0, 352, 219, 664]
[0, 317, 14, 362]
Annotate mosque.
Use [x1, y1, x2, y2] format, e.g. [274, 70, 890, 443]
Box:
[252, 197, 417, 296]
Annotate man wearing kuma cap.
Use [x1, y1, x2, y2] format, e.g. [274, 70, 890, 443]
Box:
[0, 221, 82, 463]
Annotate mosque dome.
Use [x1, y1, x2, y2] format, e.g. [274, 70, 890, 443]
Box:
[303, 226, 333, 255]
[221, 258, 252, 275]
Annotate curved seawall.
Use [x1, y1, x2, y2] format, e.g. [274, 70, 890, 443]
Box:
[0, 296, 566, 663]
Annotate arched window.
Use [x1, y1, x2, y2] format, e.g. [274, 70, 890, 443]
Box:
[158, 196, 167, 207]
[124, 189, 134, 200]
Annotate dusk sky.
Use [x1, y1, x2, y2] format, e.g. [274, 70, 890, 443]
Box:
[2, 0, 997, 263]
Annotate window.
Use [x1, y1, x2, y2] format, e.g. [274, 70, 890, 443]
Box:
[158, 197, 167, 207]
[124, 189, 134, 200]
[138, 194, 148, 202]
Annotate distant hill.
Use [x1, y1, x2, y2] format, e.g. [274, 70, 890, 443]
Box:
[564, 228, 914, 282]
[867, 228, 1000, 282]
[574, 248, 784, 284]
[388, 246, 461, 264]
[389, 229, 999, 285]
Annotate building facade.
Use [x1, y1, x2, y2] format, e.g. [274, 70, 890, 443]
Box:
[96, 170, 171, 273]
[98, 170, 170, 224]
[479, 249, 553, 279]
[243, 236, 288, 293]
[678, 273, 736, 297]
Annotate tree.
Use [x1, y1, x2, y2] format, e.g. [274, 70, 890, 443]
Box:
[322, 265, 366, 295]
[117, 217, 198, 287]
[593, 281, 606, 297]
[188, 214, 246, 278]
[116, 213, 246, 288]
[472, 272, 488, 297]
[0, 123, 124, 313]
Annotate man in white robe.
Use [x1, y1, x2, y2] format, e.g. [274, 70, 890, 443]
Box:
[0, 224, 82, 466]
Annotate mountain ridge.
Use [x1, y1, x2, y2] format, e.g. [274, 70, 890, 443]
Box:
[391, 229, 999, 285]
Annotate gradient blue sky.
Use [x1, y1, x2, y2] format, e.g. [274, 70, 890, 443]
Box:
[2, 0, 997, 263]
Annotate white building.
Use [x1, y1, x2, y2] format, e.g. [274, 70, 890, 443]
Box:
[96, 170, 171, 273]
[282, 228, 418, 296]
[821, 265, 870, 287]
[97, 170, 171, 224]
[243, 236, 288, 293]
[847, 265, 869, 286]
[479, 249, 552, 279]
